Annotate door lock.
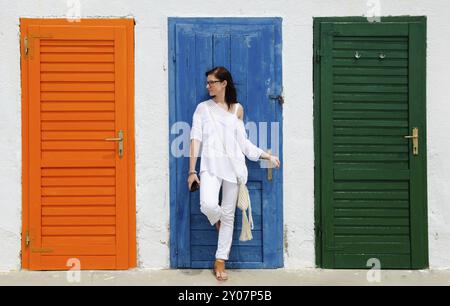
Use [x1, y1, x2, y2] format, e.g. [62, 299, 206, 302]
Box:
[105, 130, 124, 158]
[404, 127, 419, 155]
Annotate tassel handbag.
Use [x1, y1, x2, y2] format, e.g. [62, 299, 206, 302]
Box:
[206, 102, 253, 241]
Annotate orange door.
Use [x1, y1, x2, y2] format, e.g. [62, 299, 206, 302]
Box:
[20, 19, 135, 270]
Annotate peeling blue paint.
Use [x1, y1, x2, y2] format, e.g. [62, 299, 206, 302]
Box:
[169, 17, 283, 269]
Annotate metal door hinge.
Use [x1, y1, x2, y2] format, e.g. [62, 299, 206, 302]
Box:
[24, 230, 53, 253]
[315, 49, 322, 63]
[314, 225, 322, 238]
[24, 34, 53, 59]
[25, 230, 30, 247]
[269, 88, 284, 105]
[24, 36, 29, 58]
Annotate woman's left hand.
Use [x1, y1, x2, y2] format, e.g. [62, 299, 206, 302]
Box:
[269, 155, 281, 168]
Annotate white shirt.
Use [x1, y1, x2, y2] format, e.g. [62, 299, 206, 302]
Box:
[190, 99, 264, 184]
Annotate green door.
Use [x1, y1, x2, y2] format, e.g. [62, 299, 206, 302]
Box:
[314, 17, 428, 269]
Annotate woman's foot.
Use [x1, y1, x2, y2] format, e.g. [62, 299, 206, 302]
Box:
[213, 259, 228, 281]
[215, 221, 221, 232]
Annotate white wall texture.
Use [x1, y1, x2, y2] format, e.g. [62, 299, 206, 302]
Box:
[0, 0, 449, 271]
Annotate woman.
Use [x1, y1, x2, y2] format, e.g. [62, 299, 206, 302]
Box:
[188, 66, 280, 281]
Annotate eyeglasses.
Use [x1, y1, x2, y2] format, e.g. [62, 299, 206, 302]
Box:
[206, 80, 222, 86]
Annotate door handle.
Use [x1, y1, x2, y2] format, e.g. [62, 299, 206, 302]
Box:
[267, 149, 273, 181]
[404, 127, 418, 155]
[105, 130, 124, 158]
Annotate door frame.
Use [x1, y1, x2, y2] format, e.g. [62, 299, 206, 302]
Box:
[168, 17, 283, 268]
[20, 18, 136, 269]
[313, 16, 428, 269]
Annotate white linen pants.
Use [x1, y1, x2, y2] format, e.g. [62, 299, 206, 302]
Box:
[199, 170, 239, 261]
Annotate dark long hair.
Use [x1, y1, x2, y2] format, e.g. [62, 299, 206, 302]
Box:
[205, 66, 237, 110]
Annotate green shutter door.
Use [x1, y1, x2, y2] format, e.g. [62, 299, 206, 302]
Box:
[315, 19, 428, 269]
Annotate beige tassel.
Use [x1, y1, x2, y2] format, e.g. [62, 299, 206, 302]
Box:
[240, 209, 253, 241]
[237, 182, 253, 241]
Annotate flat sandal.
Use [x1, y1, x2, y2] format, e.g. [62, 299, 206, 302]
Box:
[213, 259, 227, 281]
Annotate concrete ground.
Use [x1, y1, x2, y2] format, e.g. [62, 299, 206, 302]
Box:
[1, 269, 449, 286]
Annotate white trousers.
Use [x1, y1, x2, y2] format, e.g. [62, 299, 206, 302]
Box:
[199, 170, 238, 261]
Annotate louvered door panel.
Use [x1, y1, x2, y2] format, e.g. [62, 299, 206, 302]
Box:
[40, 34, 118, 267]
[333, 36, 411, 268]
[22, 20, 135, 270]
[319, 22, 424, 269]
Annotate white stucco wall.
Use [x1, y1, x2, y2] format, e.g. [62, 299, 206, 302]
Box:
[1, 0, 449, 271]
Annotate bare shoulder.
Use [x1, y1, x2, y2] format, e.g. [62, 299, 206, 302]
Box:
[236, 103, 244, 120]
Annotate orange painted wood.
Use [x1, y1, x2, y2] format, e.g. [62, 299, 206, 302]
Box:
[42, 196, 116, 206]
[40, 256, 116, 270]
[41, 112, 115, 121]
[41, 92, 115, 101]
[39, 245, 117, 256]
[42, 216, 116, 226]
[41, 227, 116, 237]
[41, 63, 115, 72]
[43, 236, 116, 246]
[21, 18, 135, 270]
[41, 168, 116, 176]
[42, 151, 117, 163]
[40, 53, 115, 62]
[20, 19, 30, 269]
[41, 82, 115, 92]
[42, 141, 115, 151]
[41, 121, 115, 131]
[42, 206, 116, 216]
[42, 177, 116, 186]
[41, 159, 116, 168]
[41, 40, 114, 46]
[41, 102, 116, 112]
[40, 46, 114, 53]
[42, 186, 116, 196]
[42, 131, 116, 141]
[41, 72, 115, 82]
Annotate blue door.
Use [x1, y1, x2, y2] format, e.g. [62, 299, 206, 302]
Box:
[169, 18, 283, 268]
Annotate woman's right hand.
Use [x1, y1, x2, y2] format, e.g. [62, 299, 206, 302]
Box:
[187, 173, 200, 190]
